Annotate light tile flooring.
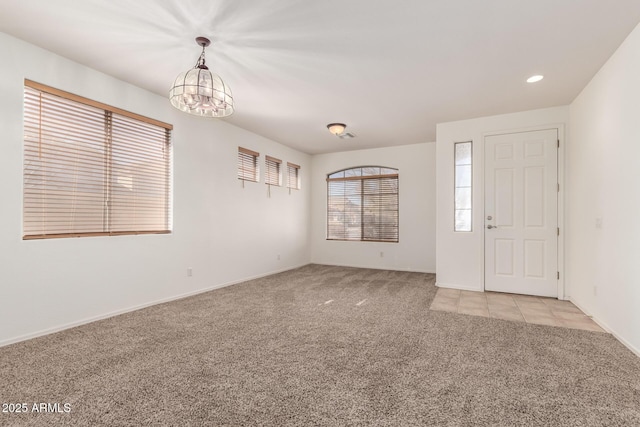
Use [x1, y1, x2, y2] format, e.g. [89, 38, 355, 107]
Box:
[430, 288, 605, 333]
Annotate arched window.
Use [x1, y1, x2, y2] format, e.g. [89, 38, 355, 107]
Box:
[327, 166, 398, 242]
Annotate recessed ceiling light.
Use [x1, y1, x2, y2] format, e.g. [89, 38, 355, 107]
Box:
[527, 75, 544, 83]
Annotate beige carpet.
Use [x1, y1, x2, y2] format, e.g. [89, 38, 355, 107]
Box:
[1, 264, 639, 426]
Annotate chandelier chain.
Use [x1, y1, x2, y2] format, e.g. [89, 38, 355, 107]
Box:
[195, 46, 207, 69]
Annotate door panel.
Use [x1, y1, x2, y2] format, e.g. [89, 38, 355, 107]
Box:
[485, 129, 558, 297]
[523, 240, 545, 278]
[494, 239, 515, 276]
[494, 168, 514, 227]
[524, 167, 545, 227]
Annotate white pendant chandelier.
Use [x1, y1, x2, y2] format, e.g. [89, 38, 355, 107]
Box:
[169, 37, 234, 118]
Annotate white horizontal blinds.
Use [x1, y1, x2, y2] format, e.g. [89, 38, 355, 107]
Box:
[265, 155, 281, 186]
[238, 147, 259, 182]
[110, 114, 171, 233]
[326, 166, 399, 242]
[23, 81, 172, 239]
[24, 87, 108, 237]
[363, 175, 399, 241]
[327, 178, 362, 240]
[287, 162, 300, 190]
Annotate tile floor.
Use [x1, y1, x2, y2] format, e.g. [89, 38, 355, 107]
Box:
[430, 288, 605, 333]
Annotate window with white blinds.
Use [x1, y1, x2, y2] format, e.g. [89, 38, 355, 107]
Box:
[327, 166, 399, 242]
[23, 80, 173, 240]
[238, 147, 259, 182]
[287, 162, 300, 190]
[265, 156, 281, 186]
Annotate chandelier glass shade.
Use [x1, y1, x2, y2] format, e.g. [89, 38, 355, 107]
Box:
[169, 37, 234, 118]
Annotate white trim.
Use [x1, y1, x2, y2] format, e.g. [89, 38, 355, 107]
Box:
[0, 263, 310, 349]
[557, 124, 567, 299]
[318, 262, 435, 274]
[570, 298, 640, 358]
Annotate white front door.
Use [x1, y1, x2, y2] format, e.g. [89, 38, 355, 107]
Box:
[484, 129, 558, 297]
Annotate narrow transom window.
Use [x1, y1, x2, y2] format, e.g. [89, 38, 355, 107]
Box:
[23, 80, 173, 240]
[238, 147, 259, 183]
[327, 166, 399, 242]
[454, 141, 472, 232]
[286, 162, 301, 191]
[265, 156, 281, 186]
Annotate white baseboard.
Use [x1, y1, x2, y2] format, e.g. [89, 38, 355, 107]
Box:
[314, 262, 435, 274]
[569, 298, 640, 358]
[0, 263, 310, 349]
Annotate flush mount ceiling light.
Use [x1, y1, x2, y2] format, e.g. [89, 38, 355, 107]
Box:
[526, 74, 544, 83]
[169, 37, 234, 118]
[326, 123, 356, 139]
[327, 123, 346, 135]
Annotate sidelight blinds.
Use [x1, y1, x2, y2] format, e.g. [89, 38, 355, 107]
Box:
[23, 80, 173, 240]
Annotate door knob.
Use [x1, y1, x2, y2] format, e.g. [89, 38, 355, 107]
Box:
[487, 225, 497, 229]
[487, 215, 493, 220]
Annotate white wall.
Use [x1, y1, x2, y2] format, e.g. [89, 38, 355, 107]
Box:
[0, 32, 311, 346]
[568, 23, 640, 355]
[436, 107, 569, 291]
[310, 143, 436, 273]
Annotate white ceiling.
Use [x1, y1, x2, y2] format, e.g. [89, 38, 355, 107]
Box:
[1, 1, 640, 154]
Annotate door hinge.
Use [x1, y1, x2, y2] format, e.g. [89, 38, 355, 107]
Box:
[557, 139, 560, 148]
[557, 227, 560, 236]
[557, 183, 560, 192]
[557, 271, 560, 280]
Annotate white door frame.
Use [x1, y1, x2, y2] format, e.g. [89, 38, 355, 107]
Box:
[481, 124, 566, 300]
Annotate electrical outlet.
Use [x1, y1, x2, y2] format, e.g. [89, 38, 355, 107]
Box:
[187, 268, 193, 277]
[593, 286, 597, 296]
[277, 254, 281, 260]
[595, 217, 603, 229]
[380, 251, 384, 258]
